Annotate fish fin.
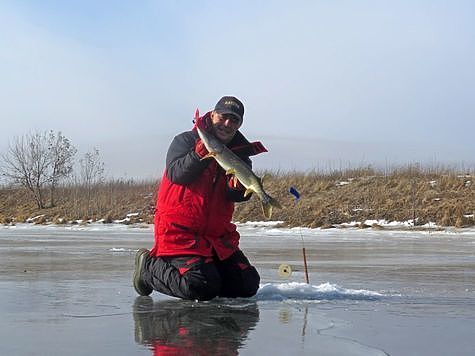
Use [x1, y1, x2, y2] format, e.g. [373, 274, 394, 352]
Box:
[244, 188, 253, 197]
[261, 195, 282, 219]
[261, 202, 273, 219]
[201, 152, 216, 160]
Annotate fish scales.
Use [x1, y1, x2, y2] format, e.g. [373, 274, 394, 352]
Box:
[196, 125, 281, 219]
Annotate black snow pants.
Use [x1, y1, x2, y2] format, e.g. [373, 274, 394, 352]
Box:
[142, 250, 260, 301]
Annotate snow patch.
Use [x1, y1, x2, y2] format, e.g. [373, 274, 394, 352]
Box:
[256, 282, 384, 301]
[26, 215, 45, 223]
[108, 247, 136, 253]
[239, 221, 284, 227]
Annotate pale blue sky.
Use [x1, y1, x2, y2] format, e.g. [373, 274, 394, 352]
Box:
[1, 1, 474, 178]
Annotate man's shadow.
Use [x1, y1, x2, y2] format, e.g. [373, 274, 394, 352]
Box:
[133, 296, 260, 355]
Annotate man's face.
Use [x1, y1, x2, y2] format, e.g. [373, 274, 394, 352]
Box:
[210, 111, 242, 143]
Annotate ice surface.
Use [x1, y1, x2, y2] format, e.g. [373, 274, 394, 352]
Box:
[1, 223, 474, 355]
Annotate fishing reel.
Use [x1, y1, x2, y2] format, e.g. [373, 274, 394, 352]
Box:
[278, 263, 292, 278]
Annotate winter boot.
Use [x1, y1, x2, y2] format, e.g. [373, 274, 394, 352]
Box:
[133, 248, 153, 296]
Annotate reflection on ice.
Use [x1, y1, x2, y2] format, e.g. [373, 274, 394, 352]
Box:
[133, 296, 259, 354]
[256, 282, 384, 301]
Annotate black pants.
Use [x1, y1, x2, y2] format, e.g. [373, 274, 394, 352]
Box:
[142, 250, 260, 301]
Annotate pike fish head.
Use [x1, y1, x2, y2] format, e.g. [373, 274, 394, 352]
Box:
[196, 126, 224, 154]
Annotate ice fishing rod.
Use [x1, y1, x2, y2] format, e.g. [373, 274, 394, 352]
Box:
[289, 186, 310, 284]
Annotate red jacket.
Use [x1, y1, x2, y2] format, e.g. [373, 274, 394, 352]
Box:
[150, 113, 267, 260]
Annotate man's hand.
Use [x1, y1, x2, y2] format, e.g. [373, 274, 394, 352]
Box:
[227, 175, 245, 191]
[194, 115, 212, 132]
[194, 139, 209, 158]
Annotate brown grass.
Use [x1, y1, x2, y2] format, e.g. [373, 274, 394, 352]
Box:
[1, 166, 474, 228]
[0, 179, 158, 225]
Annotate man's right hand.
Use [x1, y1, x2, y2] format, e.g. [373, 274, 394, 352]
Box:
[194, 115, 212, 132]
[194, 139, 209, 158]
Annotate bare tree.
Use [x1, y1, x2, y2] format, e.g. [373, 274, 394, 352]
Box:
[47, 131, 77, 207]
[2, 132, 51, 208]
[1, 131, 77, 209]
[79, 148, 105, 214]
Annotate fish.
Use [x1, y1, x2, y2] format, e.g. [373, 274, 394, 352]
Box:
[196, 125, 282, 219]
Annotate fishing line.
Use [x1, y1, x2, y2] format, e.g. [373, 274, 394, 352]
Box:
[289, 186, 310, 284]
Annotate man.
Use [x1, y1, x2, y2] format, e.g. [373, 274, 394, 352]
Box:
[133, 96, 267, 301]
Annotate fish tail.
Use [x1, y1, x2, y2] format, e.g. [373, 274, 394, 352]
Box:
[261, 195, 282, 219]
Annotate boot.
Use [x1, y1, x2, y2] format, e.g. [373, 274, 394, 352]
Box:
[133, 248, 153, 296]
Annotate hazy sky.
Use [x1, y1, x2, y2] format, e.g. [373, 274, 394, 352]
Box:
[1, 1, 474, 178]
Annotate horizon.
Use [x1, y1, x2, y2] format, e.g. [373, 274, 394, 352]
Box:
[1, 1, 474, 179]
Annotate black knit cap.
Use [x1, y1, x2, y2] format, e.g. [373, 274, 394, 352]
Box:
[214, 96, 244, 120]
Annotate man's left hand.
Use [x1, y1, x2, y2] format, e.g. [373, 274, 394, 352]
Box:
[228, 175, 245, 191]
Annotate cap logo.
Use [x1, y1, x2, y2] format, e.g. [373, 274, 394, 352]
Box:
[224, 100, 240, 110]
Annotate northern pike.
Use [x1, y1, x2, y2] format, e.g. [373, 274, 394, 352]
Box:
[196, 125, 281, 219]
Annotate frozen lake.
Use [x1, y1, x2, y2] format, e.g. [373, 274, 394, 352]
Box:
[1, 223, 474, 355]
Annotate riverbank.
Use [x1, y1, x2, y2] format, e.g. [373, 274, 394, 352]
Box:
[1, 167, 473, 228]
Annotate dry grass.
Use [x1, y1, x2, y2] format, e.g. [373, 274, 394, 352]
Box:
[234, 166, 474, 228]
[0, 179, 158, 225]
[1, 166, 474, 228]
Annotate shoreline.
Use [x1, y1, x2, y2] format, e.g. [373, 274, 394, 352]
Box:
[2, 220, 475, 234]
[2, 168, 474, 229]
